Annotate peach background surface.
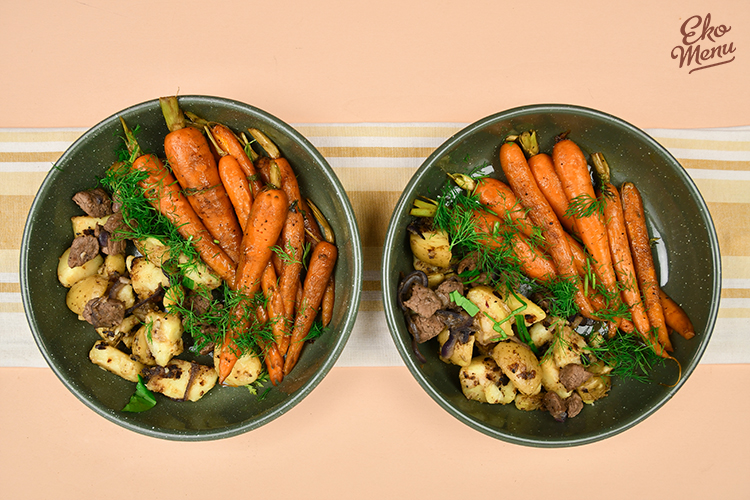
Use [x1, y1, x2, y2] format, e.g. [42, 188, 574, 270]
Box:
[2, 1, 750, 499]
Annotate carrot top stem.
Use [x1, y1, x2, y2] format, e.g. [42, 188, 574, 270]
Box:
[248, 128, 280, 159]
[159, 95, 187, 132]
[517, 130, 539, 158]
[184, 110, 212, 129]
[448, 172, 476, 192]
[203, 125, 227, 157]
[119, 117, 142, 158]
[239, 132, 260, 162]
[590, 153, 611, 185]
[307, 198, 335, 244]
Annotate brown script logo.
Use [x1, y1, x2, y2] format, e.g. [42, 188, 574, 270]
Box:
[671, 14, 736, 74]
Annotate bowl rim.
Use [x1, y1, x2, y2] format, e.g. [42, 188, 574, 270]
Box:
[20, 95, 363, 441]
[382, 103, 721, 447]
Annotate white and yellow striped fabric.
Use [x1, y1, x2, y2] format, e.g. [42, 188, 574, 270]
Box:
[1, 124, 748, 367]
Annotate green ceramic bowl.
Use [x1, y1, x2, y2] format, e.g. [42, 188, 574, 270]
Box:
[21, 96, 362, 440]
[382, 104, 720, 447]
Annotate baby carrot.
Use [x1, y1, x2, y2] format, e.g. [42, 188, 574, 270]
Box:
[211, 123, 265, 197]
[660, 290, 695, 340]
[131, 153, 237, 284]
[218, 187, 288, 382]
[283, 241, 338, 375]
[591, 154, 655, 348]
[499, 142, 596, 318]
[621, 182, 672, 353]
[160, 97, 243, 263]
[552, 139, 624, 329]
[218, 154, 253, 229]
[528, 152, 578, 235]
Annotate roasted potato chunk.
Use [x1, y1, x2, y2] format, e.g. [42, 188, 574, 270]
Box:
[143, 358, 218, 402]
[88, 340, 145, 383]
[467, 285, 513, 343]
[128, 256, 169, 299]
[66, 275, 109, 317]
[141, 311, 184, 366]
[491, 341, 542, 396]
[459, 355, 516, 404]
[58, 247, 103, 288]
[214, 350, 263, 387]
[410, 229, 452, 269]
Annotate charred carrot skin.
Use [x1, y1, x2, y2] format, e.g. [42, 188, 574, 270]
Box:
[211, 123, 265, 197]
[621, 182, 672, 353]
[218, 154, 253, 229]
[660, 290, 695, 340]
[218, 187, 288, 382]
[283, 241, 338, 375]
[164, 126, 244, 263]
[499, 142, 596, 318]
[528, 153, 577, 235]
[131, 154, 236, 284]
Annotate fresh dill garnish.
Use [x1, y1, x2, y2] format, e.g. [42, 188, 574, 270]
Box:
[564, 193, 606, 219]
[584, 332, 666, 382]
[272, 241, 302, 266]
[246, 372, 271, 397]
[303, 318, 327, 342]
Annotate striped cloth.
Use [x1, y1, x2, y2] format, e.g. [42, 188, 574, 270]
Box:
[1, 124, 748, 367]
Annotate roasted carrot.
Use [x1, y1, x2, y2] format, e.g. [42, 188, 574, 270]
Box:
[471, 209, 558, 283]
[621, 182, 672, 353]
[263, 342, 285, 385]
[473, 177, 537, 237]
[218, 187, 288, 382]
[499, 142, 596, 318]
[283, 241, 338, 375]
[131, 153, 237, 284]
[591, 154, 655, 347]
[257, 156, 309, 323]
[306, 198, 337, 326]
[160, 97, 244, 264]
[257, 156, 325, 246]
[321, 277, 335, 327]
[275, 209, 305, 322]
[528, 153, 578, 235]
[211, 123, 265, 197]
[218, 154, 253, 229]
[660, 290, 695, 340]
[552, 139, 624, 329]
[260, 262, 290, 354]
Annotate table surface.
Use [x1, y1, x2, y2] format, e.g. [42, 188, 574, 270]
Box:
[2, 2, 750, 498]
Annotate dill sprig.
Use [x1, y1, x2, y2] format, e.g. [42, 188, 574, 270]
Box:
[584, 332, 666, 382]
[170, 282, 274, 358]
[565, 193, 607, 219]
